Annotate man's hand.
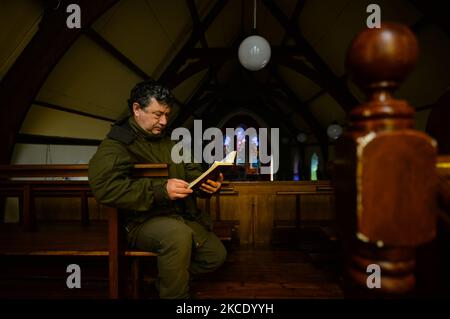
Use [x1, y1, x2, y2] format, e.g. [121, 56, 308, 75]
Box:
[199, 173, 224, 195]
[166, 178, 193, 200]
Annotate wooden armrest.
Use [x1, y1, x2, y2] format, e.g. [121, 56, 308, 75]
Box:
[437, 155, 450, 178]
[220, 190, 239, 196]
[316, 186, 334, 192]
[437, 156, 450, 212]
[276, 191, 334, 195]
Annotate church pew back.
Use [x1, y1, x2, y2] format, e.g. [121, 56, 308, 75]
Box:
[0, 163, 167, 298]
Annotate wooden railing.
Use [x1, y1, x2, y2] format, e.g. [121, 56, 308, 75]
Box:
[437, 156, 450, 227]
[334, 22, 448, 297]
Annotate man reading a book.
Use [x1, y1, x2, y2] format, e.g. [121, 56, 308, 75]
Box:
[88, 80, 226, 299]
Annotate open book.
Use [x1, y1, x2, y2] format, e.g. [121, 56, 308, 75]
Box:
[188, 151, 237, 190]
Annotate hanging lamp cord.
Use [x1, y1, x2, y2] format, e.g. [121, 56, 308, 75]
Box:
[253, 0, 257, 30]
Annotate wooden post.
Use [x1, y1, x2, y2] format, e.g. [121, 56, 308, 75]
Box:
[107, 205, 126, 299]
[334, 23, 438, 297]
[0, 197, 5, 224]
[130, 257, 142, 299]
[23, 185, 37, 232]
[215, 192, 221, 221]
[80, 191, 89, 226]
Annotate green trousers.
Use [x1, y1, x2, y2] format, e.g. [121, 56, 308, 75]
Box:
[126, 215, 227, 299]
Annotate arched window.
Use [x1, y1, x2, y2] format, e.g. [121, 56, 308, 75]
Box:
[224, 124, 259, 167]
[221, 113, 267, 180]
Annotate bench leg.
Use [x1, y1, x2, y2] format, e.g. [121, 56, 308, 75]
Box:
[130, 257, 142, 299]
[0, 196, 5, 224]
[80, 191, 89, 226]
[108, 206, 126, 299]
[23, 185, 37, 231]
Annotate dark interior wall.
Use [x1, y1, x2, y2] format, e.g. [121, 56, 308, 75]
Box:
[426, 90, 450, 154]
[0, 0, 119, 164]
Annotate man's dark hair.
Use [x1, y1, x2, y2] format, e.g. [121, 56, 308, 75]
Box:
[127, 80, 174, 113]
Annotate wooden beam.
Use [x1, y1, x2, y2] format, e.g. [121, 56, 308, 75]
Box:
[258, 95, 304, 139]
[274, 55, 324, 85]
[0, 0, 120, 164]
[84, 28, 184, 107]
[186, 94, 219, 127]
[170, 33, 248, 128]
[166, 54, 231, 89]
[84, 28, 150, 80]
[200, 97, 293, 137]
[171, 37, 306, 129]
[267, 66, 329, 161]
[187, 46, 304, 59]
[158, 0, 229, 86]
[262, 0, 359, 112]
[172, 46, 306, 89]
[276, 16, 427, 98]
[281, 0, 305, 46]
[34, 100, 115, 122]
[269, 87, 325, 142]
[186, 0, 208, 49]
[185, 91, 217, 120]
[174, 93, 217, 127]
[185, 0, 222, 86]
[171, 73, 216, 128]
[249, 98, 297, 137]
[304, 90, 326, 104]
[235, 69, 304, 139]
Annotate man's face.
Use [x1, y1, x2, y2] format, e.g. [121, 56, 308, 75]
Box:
[133, 98, 171, 135]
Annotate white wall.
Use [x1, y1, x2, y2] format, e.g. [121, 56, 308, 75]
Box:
[11, 144, 98, 164]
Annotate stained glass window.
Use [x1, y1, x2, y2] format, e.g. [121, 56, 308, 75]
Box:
[224, 125, 259, 166]
[310, 152, 318, 181]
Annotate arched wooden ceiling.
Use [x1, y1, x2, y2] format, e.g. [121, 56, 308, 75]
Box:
[1, 0, 449, 164]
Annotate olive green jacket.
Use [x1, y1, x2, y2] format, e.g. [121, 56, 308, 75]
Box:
[88, 117, 211, 245]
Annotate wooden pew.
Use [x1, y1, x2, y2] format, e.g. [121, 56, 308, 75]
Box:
[0, 163, 167, 299]
[334, 23, 444, 297]
[272, 184, 336, 246]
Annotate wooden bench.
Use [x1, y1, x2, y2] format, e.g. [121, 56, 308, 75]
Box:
[0, 164, 167, 299]
[272, 184, 335, 246]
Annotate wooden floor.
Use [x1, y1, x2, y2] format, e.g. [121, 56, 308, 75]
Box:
[190, 245, 343, 299]
[0, 225, 344, 299]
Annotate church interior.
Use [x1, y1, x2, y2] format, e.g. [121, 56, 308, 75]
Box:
[0, 0, 449, 299]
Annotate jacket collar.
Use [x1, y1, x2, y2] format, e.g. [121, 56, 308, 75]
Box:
[128, 116, 166, 141]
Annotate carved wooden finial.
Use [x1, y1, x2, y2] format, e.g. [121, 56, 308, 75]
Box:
[336, 22, 437, 297]
[345, 23, 419, 122]
[346, 23, 418, 93]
